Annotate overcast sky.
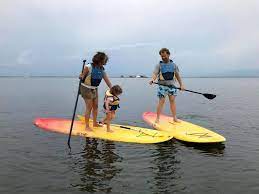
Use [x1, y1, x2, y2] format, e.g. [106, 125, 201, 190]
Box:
[0, 0, 258, 76]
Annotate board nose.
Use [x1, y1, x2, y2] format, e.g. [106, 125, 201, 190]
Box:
[34, 118, 43, 127]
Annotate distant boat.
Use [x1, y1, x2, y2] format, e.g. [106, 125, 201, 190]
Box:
[119, 75, 148, 78]
[136, 75, 148, 78]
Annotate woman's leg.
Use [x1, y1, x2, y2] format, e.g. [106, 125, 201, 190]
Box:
[92, 91, 102, 127]
[84, 98, 93, 131]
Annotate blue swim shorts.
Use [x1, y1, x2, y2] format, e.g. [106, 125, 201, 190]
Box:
[157, 85, 177, 98]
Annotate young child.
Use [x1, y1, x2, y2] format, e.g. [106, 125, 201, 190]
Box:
[149, 48, 185, 123]
[79, 52, 112, 131]
[101, 85, 123, 132]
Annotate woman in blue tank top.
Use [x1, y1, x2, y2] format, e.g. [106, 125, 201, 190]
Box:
[79, 52, 112, 131]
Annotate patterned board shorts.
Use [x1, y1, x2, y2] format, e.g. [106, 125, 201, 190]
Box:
[157, 85, 177, 98]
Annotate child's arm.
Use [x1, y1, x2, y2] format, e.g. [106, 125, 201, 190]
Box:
[103, 73, 112, 88]
[105, 98, 112, 113]
[175, 71, 185, 90]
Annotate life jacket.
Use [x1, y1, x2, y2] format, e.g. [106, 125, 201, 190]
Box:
[83, 64, 104, 87]
[158, 60, 176, 81]
[103, 90, 120, 111]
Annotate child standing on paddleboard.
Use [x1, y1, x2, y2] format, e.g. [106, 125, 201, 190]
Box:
[149, 48, 185, 123]
[100, 85, 122, 132]
[79, 52, 112, 131]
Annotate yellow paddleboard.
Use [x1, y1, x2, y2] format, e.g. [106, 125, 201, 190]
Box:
[34, 116, 173, 144]
[142, 112, 226, 143]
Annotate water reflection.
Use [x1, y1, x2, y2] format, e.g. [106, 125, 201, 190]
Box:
[150, 140, 184, 193]
[179, 141, 225, 156]
[149, 140, 225, 193]
[71, 138, 122, 193]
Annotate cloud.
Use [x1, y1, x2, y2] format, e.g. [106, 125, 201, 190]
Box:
[17, 49, 33, 65]
[100, 42, 161, 51]
[0, 0, 258, 76]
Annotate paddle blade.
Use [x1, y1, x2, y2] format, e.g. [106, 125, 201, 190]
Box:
[203, 93, 216, 100]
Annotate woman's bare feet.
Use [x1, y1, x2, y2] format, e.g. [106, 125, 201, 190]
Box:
[155, 117, 160, 123]
[173, 117, 181, 123]
[85, 126, 93, 131]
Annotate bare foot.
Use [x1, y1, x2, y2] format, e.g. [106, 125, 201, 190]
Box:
[107, 129, 114, 133]
[93, 122, 103, 127]
[85, 126, 93, 131]
[173, 118, 181, 123]
[155, 118, 160, 123]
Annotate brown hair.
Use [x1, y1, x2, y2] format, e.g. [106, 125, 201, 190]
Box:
[92, 52, 109, 67]
[110, 85, 123, 96]
[159, 48, 170, 55]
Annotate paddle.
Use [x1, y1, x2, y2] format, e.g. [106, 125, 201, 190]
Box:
[116, 126, 165, 138]
[67, 60, 86, 149]
[153, 82, 216, 100]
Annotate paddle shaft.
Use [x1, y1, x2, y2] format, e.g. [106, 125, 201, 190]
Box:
[119, 126, 162, 137]
[67, 60, 86, 148]
[179, 88, 203, 95]
[154, 82, 204, 95]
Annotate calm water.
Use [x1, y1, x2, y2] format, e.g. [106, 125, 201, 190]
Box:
[0, 77, 259, 193]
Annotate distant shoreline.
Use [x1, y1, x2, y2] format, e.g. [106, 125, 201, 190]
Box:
[0, 76, 259, 78]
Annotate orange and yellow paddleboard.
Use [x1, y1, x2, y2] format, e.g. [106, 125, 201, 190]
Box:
[34, 117, 173, 144]
[142, 112, 226, 143]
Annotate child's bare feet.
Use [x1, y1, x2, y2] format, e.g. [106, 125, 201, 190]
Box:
[107, 129, 114, 133]
[155, 118, 160, 123]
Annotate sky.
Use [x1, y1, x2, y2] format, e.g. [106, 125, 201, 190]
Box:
[0, 0, 258, 76]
